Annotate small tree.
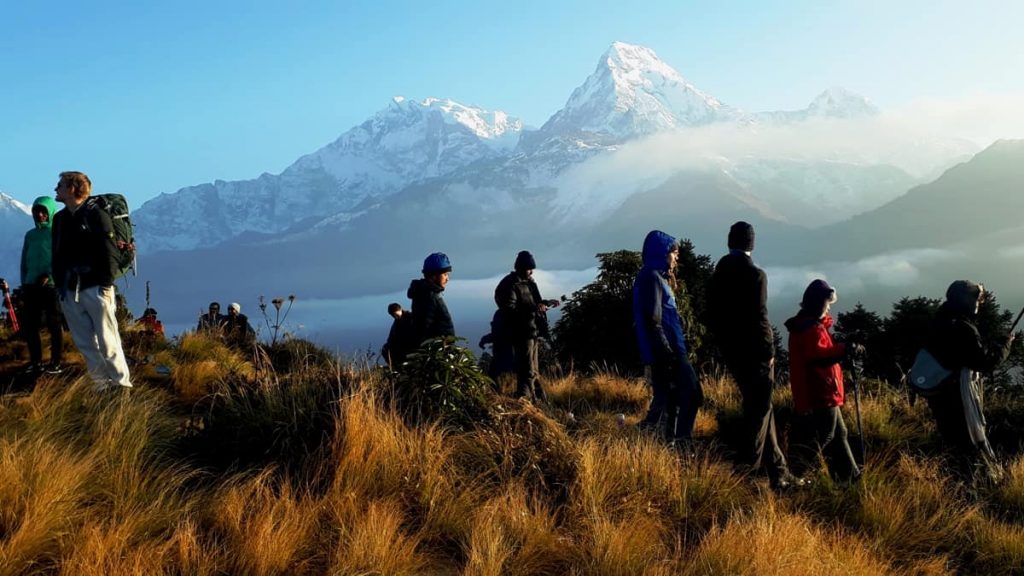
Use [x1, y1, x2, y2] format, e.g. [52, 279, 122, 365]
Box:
[882, 296, 942, 384]
[834, 303, 887, 380]
[551, 250, 642, 373]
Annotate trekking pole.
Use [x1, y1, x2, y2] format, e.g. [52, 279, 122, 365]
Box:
[146, 281, 151, 310]
[850, 354, 866, 467]
[1, 280, 19, 334]
[1010, 306, 1024, 334]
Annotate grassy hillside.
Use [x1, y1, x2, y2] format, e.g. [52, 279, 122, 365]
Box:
[2, 327, 1024, 574]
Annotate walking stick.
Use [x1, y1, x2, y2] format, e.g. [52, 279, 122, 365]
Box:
[1, 281, 19, 334]
[1010, 306, 1024, 334]
[850, 355, 866, 467]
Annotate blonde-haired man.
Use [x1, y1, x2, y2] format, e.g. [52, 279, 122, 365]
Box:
[52, 171, 132, 391]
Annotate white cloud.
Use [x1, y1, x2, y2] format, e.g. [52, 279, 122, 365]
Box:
[765, 248, 958, 302]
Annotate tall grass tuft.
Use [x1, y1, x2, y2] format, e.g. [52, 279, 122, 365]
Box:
[463, 484, 568, 576]
[0, 437, 92, 575]
[212, 470, 321, 575]
[329, 499, 428, 576]
[681, 503, 901, 576]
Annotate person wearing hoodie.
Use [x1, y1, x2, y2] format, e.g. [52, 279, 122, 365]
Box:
[494, 250, 560, 402]
[382, 302, 416, 368]
[708, 221, 800, 489]
[52, 171, 132, 391]
[785, 279, 861, 483]
[408, 252, 455, 347]
[922, 280, 1013, 481]
[632, 230, 702, 445]
[19, 195, 64, 374]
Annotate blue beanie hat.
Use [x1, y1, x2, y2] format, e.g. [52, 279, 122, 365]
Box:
[422, 252, 452, 274]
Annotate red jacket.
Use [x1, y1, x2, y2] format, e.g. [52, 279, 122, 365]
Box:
[785, 312, 846, 413]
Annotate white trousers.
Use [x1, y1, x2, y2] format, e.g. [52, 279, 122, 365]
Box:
[61, 285, 132, 389]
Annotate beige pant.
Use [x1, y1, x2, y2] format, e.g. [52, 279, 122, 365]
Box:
[61, 285, 132, 389]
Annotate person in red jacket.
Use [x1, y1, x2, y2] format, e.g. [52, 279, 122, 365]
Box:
[784, 279, 861, 483]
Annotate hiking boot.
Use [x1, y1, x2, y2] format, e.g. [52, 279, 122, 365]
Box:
[770, 473, 808, 492]
[23, 363, 43, 374]
[44, 363, 63, 375]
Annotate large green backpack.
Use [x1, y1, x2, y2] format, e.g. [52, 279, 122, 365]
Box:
[87, 193, 136, 278]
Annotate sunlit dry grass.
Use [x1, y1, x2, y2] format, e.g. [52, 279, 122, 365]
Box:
[1, 333, 1023, 574]
[681, 503, 905, 576]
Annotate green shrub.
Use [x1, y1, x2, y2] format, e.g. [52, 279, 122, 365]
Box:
[396, 337, 494, 428]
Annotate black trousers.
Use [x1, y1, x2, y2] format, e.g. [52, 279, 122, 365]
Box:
[20, 284, 64, 365]
[728, 359, 789, 479]
[791, 407, 859, 481]
[642, 358, 701, 441]
[513, 337, 544, 401]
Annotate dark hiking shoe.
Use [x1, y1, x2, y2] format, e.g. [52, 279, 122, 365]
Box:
[770, 473, 808, 492]
[44, 363, 64, 375]
[23, 363, 43, 374]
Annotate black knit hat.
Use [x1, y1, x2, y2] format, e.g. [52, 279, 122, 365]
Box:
[728, 221, 755, 251]
[801, 279, 837, 311]
[514, 250, 536, 272]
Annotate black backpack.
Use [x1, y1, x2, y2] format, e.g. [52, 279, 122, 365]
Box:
[87, 194, 136, 278]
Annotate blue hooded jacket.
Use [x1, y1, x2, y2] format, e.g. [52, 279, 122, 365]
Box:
[632, 230, 687, 365]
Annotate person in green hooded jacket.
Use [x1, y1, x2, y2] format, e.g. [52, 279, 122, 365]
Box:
[20, 196, 64, 374]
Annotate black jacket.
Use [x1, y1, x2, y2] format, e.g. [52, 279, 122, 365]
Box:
[382, 312, 416, 364]
[707, 251, 774, 362]
[494, 271, 545, 340]
[52, 201, 120, 292]
[407, 279, 454, 344]
[926, 302, 1011, 376]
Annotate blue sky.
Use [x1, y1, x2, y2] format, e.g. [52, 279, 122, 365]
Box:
[2, 0, 1022, 207]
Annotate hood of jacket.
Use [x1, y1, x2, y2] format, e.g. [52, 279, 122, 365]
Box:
[784, 310, 833, 334]
[408, 278, 443, 300]
[32, 196, 58, 229]
[641, 230, 678, 270]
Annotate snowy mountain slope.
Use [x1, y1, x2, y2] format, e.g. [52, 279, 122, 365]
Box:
[133, 97, 524, 253]
[131, 40, 975, 284]
[756, 87, 880, 123]
[523, 41, 742, 150]
[0, 192, 32, 282]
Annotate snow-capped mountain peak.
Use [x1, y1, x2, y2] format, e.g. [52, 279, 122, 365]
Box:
[132, 96, 524, 253]
[535, 41, 740, 144]
[806, 87, 879, 118]
[0, 191, 30, 215]
[387, 96, 524, 146]
[756, 87, 880, 124]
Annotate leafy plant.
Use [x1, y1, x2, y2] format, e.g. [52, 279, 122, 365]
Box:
[396, 336, 494, 428]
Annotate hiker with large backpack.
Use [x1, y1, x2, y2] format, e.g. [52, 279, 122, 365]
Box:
[19, 196, 65, 375]
[912, 280, 1013, 482]
[52, 171, 133, 391]
[707, 222, 803, 490]
[633, 230, 703, 447]
[785, 279, 862, 483]
[407, 253, 455, 347]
